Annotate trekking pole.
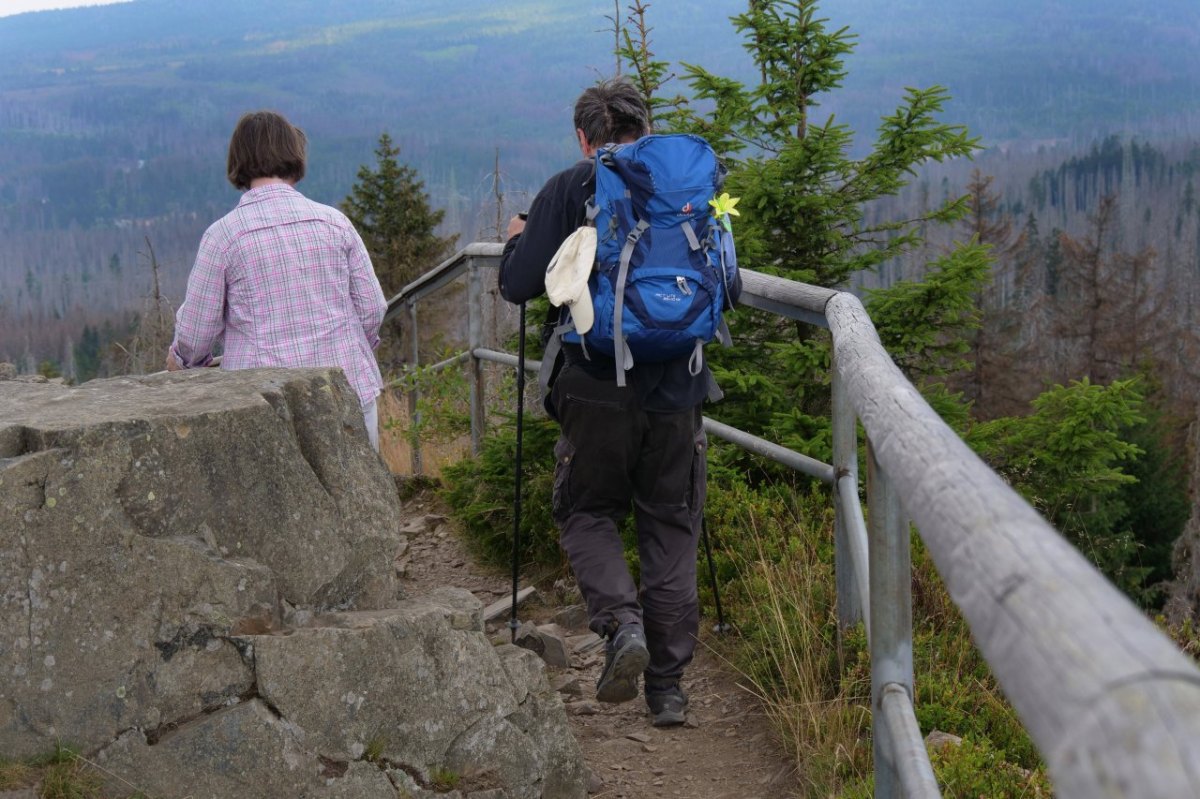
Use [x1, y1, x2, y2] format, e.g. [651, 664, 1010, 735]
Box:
[509, 301, 527, 642]
[701, 516, 731, 634]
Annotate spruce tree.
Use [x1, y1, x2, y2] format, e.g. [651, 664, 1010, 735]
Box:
[342, 133, 456, 301]
[619, 0, 980, 454]
[342, 133, 456, 366]
[649, 0, 977, 289]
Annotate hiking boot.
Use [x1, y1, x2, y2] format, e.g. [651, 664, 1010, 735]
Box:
[595, 622, 650, 703]
[645, 682, 688, 727]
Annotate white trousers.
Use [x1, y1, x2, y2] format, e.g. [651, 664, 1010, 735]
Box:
[363, 398, 379, 452]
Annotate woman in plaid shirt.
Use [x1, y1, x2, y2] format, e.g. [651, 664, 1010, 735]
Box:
[167, 111, 387, 450]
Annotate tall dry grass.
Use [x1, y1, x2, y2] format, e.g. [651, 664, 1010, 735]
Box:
[712, 486, 872, 796]
[376, 387, 471, 478]
[708, 475, 1051, 797]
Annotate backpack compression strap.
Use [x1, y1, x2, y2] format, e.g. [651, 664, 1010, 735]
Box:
[681, 218, 708, 378]
[537, 320, 574, 402]
[611, 218, 649, 387]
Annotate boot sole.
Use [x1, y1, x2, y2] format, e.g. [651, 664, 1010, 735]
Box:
[651, 705, 687, 727]
[595, 640, 650, 703]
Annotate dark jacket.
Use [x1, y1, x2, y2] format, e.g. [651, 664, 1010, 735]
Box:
[499, 158, 740, 412]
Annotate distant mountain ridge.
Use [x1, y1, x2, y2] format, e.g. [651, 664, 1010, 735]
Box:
[2, 0, 1199, 364]
[3, 2, 1198, 178]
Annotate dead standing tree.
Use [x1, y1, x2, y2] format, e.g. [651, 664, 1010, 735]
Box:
[1056, 194, 1163, 387]
[958, 169, 1022, 417]
[113, 236, 176, 375]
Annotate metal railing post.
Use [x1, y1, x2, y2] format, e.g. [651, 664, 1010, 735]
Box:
[867, 438, 913, 799]
[407, 298, 422, 476]
[467, 258, 485, 455]
[832, 352, 863, 635]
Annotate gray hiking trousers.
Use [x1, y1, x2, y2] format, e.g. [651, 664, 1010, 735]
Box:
[549, 363, 706, 684]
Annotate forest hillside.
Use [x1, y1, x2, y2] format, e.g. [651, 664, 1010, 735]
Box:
[856, 138, 1200, 429]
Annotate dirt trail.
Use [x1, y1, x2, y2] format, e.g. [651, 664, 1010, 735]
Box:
[396, 490, 800, 799]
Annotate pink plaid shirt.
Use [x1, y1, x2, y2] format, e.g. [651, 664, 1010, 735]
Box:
[170, 184, 386, 407]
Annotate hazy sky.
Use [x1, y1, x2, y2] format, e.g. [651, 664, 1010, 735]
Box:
[0, 0, 130, 17]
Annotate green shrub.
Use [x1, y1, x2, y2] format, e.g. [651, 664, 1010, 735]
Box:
[967, 377, 1156, 600]
[0, 743, 113, 798]
[928, 738, 1051, 798]
[439, 413, 564, 574]
[1113, 404, 1192, 605]
[388, 352, 473, 446]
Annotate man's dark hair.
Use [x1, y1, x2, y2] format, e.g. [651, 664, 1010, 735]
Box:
[226, 110, 307, 190]
[573, 78, 651, 148]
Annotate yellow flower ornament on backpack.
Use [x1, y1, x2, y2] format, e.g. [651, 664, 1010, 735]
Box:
[708, 192, 740, 233]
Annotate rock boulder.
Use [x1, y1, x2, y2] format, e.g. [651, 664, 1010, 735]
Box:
[0, 368, 586, 798]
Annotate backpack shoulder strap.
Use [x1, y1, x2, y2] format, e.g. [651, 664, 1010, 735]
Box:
[611, 218, 649, 387]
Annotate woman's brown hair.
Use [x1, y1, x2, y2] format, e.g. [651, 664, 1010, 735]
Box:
[226, 110, 307, 190]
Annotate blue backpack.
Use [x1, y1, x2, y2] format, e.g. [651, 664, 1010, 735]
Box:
[559, 133, 738, 388]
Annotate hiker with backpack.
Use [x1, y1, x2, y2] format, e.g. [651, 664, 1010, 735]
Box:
[498, 78, 741, 728]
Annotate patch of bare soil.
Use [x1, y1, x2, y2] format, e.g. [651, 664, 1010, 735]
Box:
[396, 490, 800, 799]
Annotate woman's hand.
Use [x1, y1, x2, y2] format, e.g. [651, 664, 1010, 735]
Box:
[506, 214, 526, 240]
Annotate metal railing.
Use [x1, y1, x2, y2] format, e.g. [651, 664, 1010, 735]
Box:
[386, 242, 1200, 799]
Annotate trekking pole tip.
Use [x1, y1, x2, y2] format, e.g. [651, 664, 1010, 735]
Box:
[712, 622, 733, 635]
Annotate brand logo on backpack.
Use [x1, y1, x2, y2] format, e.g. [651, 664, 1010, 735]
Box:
[558, 134, 739, 388]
